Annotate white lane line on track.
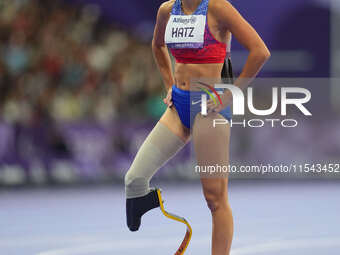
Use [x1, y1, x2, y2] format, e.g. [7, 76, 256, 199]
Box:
[36, 237, 192, 255]
[232, 237, 340, 254]
[36, 236, 340, 255]
[0, 236, 105, 247]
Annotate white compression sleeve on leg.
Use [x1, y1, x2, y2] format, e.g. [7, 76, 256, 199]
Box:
[125, 121, 186, 199]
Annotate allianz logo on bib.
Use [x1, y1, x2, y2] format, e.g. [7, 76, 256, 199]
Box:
[173, 16, 197, 25]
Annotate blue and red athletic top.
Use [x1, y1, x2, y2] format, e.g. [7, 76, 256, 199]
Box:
[165, 0, 228, 64]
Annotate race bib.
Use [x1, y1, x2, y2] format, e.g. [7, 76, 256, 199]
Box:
[165, 15, 206, 49]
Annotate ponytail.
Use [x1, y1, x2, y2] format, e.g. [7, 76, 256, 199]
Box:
[221, 57, 234, 84]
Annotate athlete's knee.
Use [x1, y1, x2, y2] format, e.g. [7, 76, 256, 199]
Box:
[125, 171, 144, 188]
[124, 171, 149, 198]
[203, 188, 228, 213]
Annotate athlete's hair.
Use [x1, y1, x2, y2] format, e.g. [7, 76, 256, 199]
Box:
[221, 58, 234, 84]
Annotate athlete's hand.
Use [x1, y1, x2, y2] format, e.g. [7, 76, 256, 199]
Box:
[163, 87, 173, 107]
[206, 93, 230, 113]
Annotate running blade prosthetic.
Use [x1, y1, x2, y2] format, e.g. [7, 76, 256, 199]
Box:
[126, 188, 192, 255]
[156, 189, 192, 255]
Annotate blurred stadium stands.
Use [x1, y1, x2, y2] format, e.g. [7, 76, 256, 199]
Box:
[0, 0, 167, 185]
[0, 0, 338, 186]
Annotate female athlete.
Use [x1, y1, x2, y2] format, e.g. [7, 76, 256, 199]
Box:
[124, 0, 270, 254]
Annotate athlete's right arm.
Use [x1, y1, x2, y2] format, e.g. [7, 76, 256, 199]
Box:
[152, 1, 175, 91]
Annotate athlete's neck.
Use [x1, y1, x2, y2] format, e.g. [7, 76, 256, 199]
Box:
[181, 0, 202, 14]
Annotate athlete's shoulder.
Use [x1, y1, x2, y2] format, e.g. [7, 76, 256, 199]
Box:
[158, 0, 175, 17]
[209, 0, 234, 12]
[208, 0, 235, 19]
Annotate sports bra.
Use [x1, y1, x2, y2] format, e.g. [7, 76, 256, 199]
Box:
[165, 0, 230, 64]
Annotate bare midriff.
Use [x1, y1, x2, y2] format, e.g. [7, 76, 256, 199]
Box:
[174, 62, 224, 90]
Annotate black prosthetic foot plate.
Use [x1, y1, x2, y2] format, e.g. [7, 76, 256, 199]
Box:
[126, 188, 160, 231]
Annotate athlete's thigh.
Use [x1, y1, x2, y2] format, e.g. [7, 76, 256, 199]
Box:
[192, 113, 231, 178]
[160, 106, 191, 142]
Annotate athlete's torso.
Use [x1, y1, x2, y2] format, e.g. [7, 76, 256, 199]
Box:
[164, 0, 231, 90]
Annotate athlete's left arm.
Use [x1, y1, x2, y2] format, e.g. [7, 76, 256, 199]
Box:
[212, 0, 270, 80]
[208, 0, 270, 111]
